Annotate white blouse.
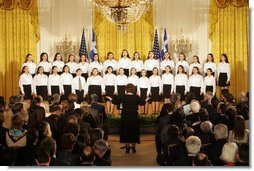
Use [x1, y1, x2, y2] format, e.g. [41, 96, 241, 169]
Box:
[33, 74, 48, 94]
[52, 60, 65, 72]
[204, 75, 216, 96]
[89, 61, 103, 74]
[149, 75, 162, 93]
[161, 73, 174, 93]
[38, 61, 52, 72]
[103, 59, 118, 73]
[189, 63, 203, 76]
[160, 59, 175, 72]
[175, 60, 189, 74]
[78, 62, 89, 74]
[188, 74, 204, 93]
[72, 76, 87, 94]
[130, 60, 144, 72]
[218, 62, 230, 81]
[22, 62, 37, 75]
[144, 58, 159, 71]
[87, 75, 105, 93]
[139, 77, 151, 96]
[66, 62, 78, 74]
[60, 73, 73, 85]
[103, 73, 117, 86]
[174, 73, 188, 93]
[115, 75, 128, 93]
[118, 57, 132, 69]
[19, 73, 33, 94]
[48, 74, 63, 95]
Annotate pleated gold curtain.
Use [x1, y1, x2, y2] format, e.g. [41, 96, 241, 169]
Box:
[94, 5, 154, 62]
[0, 0, 39, 101]
[209, 0, 249, 99]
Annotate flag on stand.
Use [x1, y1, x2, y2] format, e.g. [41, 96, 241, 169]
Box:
[79, 28, 88, 61]
[161, 28, 169, 59]
[90, 29, 98, 61]
[153, 29, 161, 60]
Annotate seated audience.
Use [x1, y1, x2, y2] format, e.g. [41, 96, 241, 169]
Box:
[220, 142, 238, 166]
[80, 146, 95, 166]
[93, 139, 112, 166]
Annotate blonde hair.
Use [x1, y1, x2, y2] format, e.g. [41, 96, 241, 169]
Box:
[220, 142, 238, 163]
[185, 136, 202, 155]
[40, 101, 50, 115]
[80, 101, 89, 114]
[190, 100, 201, 113]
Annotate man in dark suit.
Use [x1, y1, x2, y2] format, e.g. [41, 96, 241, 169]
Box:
[90, 94, 107, 122]
[93, 139, 112, 166]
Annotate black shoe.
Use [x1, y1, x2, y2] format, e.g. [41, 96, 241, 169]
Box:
[132, 147, 136, 153]
[126, 147, 130, 153]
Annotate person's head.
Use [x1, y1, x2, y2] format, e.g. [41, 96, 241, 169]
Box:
[222, 92, 235, 104]
[80, 146, 95, 164]
[26, 129, 39, 146]
[239, 91, 247, 103]
[68, 54, 75, 62]
[179, 53, 186, 61]
[51, 66, 58, 75]
[40, 52, 49, 62]
[106, 66, 113, 74]
[167, 125, 179, 139]
[91, 94, 98, 103]
[93, 139, 109, 157]
[52, 94, 61, 105]
[182, 127, 195, 140]
[91, 128, 104, 145]
[133, 52, 140, 60]
[80, 101, 89, 113]
[200, 121, 213, 133]
[164, 65, 172, 74]
[207, 53, 214, 62]
[40, 101, 50, 114]
[74, 108, 85, 121]
[185, 136, 202, 155]
[40, 137, 57, 157]
[192, 66, 201, 75]
[237, 143, 249, 163]
[206, 68, 213, 76]
[63, 65, 70, 73]
[37, 66, 44, 75]
[217, 102, 227, 114]
[214, 124, 228, 140]
[61, 133, 76, 150]
[220, 142, 238, 163]
[38, 121, 52, 138]
[140, 69, 147, 77]
[194, 153, 211, 166]
[80, 54, 87, 62]
[107, 52, 114, 60]
[12, 102, 24, 115]
[130, 67, 136, 76]
[184, 92, 196, 104]
[125, 83, 135, 94]
[192, 55, 200, 63]
[177, 65, 185, 74]
[76, 68, 82, 77]
[68, 93, 78, 103]
[121, 49, 130, 58]
[61, 100, 69, 110]
[152, 67, 158, 75]
[21, 66, 29, 74]
[31, 97, 41, 106]
[92, 54, 100, 62]
[118, 68, 124, 75]
[147, 51, 154, 59]
[64, 123, 80, 138]
[35, 147, 51, 166]
[190, 100, 201, 113]
[91, 68, 99, 76]
[11, 114, 24, 130]
[163, 51, 171, 60]
[53, 53, 62, 61]
[220, 53, 229, 63]
[233, 115, 246, 140]
[25, 53, 33, 62]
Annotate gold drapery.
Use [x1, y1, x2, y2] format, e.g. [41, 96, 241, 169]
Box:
[209, 0, 249, 99]
[0, 0, 39, 101]
[94, 5, 154, 62]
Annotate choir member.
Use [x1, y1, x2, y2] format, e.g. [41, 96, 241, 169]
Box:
[19, 66, 33, 100]
[88, 54, 103, 75]
[72, 69, 87, 104]
[174, 65, 188, 101]
[160, 51, 175, 74]
[48, 66, 62, 96]
[149, 67, 162, 114]
[175, 53, 189, 75]
[139, 69, 150, 114]
[61, 65, 73, 100]
[52, 53, 65, 75]
[21, 53, 36, 77]
[115, 68, 128, 112]
[103, 66, 117, 114]
[66, 54, 78, 78]
[127, 68, 140, 95]
[144, 51, 159, 78]
[78, 54, 89, 80]
[161, 65, 174, 103]
[218, 53, 230, 90]
[204, 68, 216, 96]
[203, 53, 217, 77]
[188, 66, 204, 101]
[130, 52, 144, 77]
[189, 55, 203, 76]
[38, 52, 52, 76]
[118, 49, 132, 76]
[33, 66, 48, 100]
[87, 68, 105, 102]
[103, 52, 118, 75]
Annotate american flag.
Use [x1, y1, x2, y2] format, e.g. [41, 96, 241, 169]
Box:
[153, 29, 161, 60]
[161, 28, 169, 59]
[79, 28, 88, 60]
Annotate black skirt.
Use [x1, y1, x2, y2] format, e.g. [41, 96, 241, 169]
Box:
[147, 71, 153, 78]
[151, 87, 160, 102]
[88, 85, 102, 102]
[176, 85, 185, 101]
[36, 86, 47, 100]
[140, 88, 148, 104]
[63, 85, 72, 100]
[23, 85, 32, 100]
[218, 73, 229, 87]
[163, 84, 172, 98]
[190, 86, 202, 101]
[43, 72, 50, 76]
[105, 86, 115, 100]
[51, 86, 60, 95]
[205, 85, 213, 93]
[123, 69, 129, 76]
[81, 73, 88, 81]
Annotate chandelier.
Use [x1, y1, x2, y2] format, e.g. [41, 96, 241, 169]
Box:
[172, 29, 192, 55]
[91, 0, 151, 30]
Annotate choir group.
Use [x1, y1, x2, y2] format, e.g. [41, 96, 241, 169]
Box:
[19, 49, 231, 114]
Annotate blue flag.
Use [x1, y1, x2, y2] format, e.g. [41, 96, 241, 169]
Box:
[153, 29, 161, 60]
[161, 28, 169, 59]
[90, 29, 98, 61]
[79, 29, 88, 59]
